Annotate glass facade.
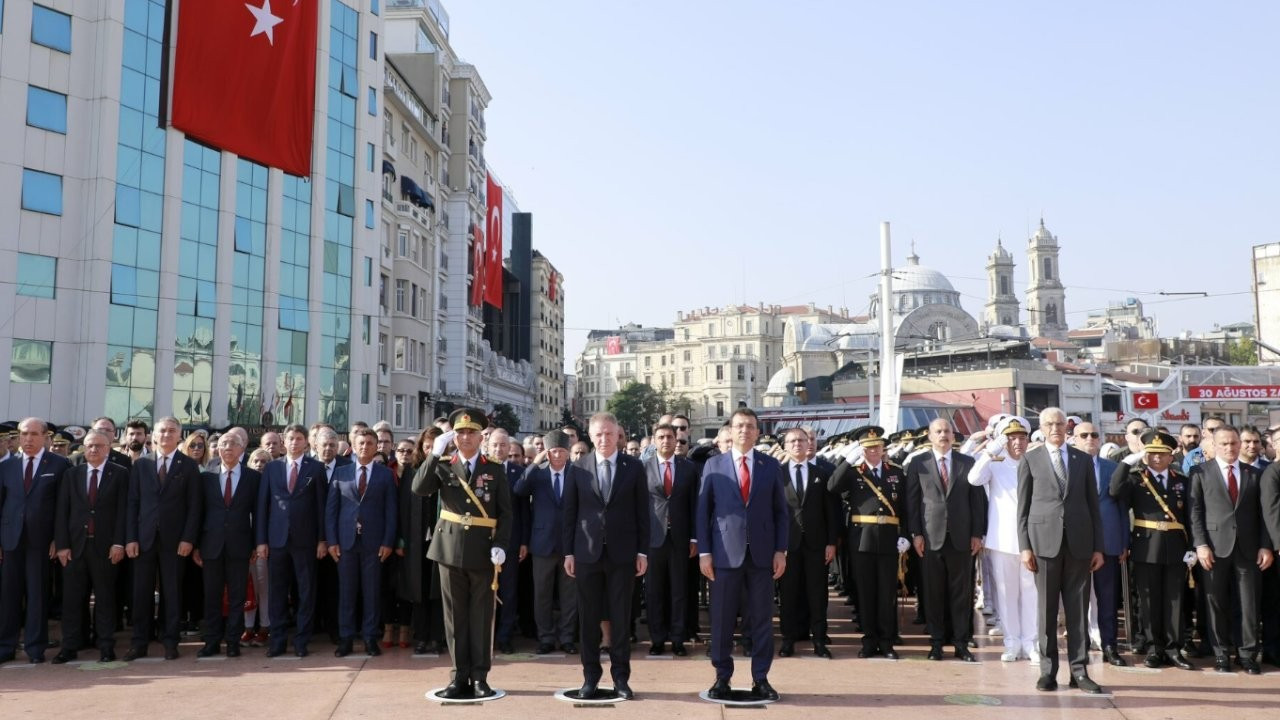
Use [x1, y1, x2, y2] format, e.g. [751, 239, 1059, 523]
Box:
[15, 253, 56, 298]
[174, 140, 219, 425]
[277, 173, 311, 426]
[31, 4, 71, 53]
[227, 158, 267, 424]
[21, 169, 62, 215]
[319, 0, 358, 428]
[11, 340, 52, 384]
[106, 0, 166, 424]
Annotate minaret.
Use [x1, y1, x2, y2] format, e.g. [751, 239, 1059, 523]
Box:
[983, 237, 1019, 331]
[1025, 218, 1067, 339]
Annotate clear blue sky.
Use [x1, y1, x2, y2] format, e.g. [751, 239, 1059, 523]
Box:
[443, 1, 1277, 372]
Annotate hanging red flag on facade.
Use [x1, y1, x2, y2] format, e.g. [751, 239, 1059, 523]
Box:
[484, 173, 504, 308]
[548, 271, 557, 302]
[470, 223, 486, 307]
[171, 0, 319, 176]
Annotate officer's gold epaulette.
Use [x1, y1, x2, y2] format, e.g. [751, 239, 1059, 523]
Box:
[885, 460, 902, 471]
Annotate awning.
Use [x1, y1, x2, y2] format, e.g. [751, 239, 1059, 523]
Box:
[382, 159, 396, 178]
[399, 175, 434, 211]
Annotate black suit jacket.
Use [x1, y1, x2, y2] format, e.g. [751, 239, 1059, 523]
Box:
[1189, 460, 1271, 558]
[905, 449, 985, 552]
[780, 458, 840, 553]
[126, 450, 203, 552]
[199, 466, 261, 561]
[55, 461, 129, 558]
[562, 452, 649, 564]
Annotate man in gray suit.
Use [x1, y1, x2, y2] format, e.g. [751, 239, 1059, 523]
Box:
[1017, 407, 1104, 694]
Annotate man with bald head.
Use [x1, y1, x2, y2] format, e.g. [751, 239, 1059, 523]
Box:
[0, 418, 72, 663]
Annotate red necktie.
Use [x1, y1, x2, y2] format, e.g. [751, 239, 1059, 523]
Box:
[288, 461, 298, 493]
[24, 457, 34, 494]
[939, 456, 949, 493]
[1227, 464, 1239, 505]
[358, 466, 368, 499]
[663, 461, 673, 497]
[88, 468, 99, 535]
[738, 456, 751, 503]
[224, 471, 233, 507]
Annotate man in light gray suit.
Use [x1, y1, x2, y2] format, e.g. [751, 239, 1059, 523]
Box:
[1017, 407, 1105, 694]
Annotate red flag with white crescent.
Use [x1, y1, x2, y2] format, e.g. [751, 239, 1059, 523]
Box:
[548, 272, 557, 302]
[483, 173, 504, 308]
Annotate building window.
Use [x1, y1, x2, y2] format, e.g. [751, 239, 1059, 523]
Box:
[365, 199, 375, 228]
[1043, 257, 1053, 281]
[737, 365, 745, 381]
[367, 86, 377, 115]
[21, 169, 62, 215]
[361, 373, 370, 404]
[715, 401, 725, 418]
[369, 30, 377, 60]
[715, 365, 724, 381]
[26, 86, 67, 133]
[683, 350, 691, 362]
[16, 253, 56, 298]
[31, 5, 72, 53]
[745, 320, 752, 333]
[393, 394, 405, 427]
[394, 337, 406, 370]
[366, 142, 375, 172]
[707, 323, 714, 337]
[395, 279, 407, 312]
[999, 275, 1010, 296]
[371, 0, 379, 14]
[10, 339, 52, 383]
[683, 369, 691, 386]
[364, 256, 372, 286]
[362, 315, 371, 344]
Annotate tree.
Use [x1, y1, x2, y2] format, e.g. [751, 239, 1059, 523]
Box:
[607, 382, 665, 439]
[1225, 338, 1258, 366]
[662, 390, 695, 419]
[490, 402, 520, 435]
[559, 408, 583, 436]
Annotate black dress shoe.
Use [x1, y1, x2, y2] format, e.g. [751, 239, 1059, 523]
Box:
[614, 682, 634, 700]
[778, 641, 794, 657]
[1070, 674, 1103, 694]
[814, 643, 833, 659]
[473, 680, 494, 697]
[1144, 651, 1164, 669]
[1035, 674, 1058, 691]
[927, 647, 943, 661]
[51, 651, 77, 665]
[577, 683, 598, 699]
[334, 641, 352, 657]
[536, 643, 554, 654]
[415, 642, 430, 654]
[122, 647, 147, 662]
[366, 641, 381, 657]
[883, 648, 899, 660]
[1170, 652, 1194, 670]
[955, 649, 977, 662]
[707, 678, 731, 700]
[163, 647, 179, 660]
[1103, 646, 1127, 666]
[560, 642, 577, 654]
[648, 642, 665, 656]
[1241, 658, 1262, 675]
[1215, 656, 1232, 673]
[265, 646, 285, 658]
[751, 679, 779, 701]
[441, 681, 472, 699]
[29, 655, 45, 664]
[196, 644, 220, 658]
[295, 648, 309, 658]
[99, 650, 116, 663]
[672, 641, 687, 656]
[226, 644, 241, 658]
[857, 648, 873, 658]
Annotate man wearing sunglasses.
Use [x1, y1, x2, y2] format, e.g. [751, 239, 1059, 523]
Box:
[1073, 422, 1128, 667]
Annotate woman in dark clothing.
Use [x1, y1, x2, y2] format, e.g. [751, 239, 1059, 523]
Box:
[397, 427, 446, 653]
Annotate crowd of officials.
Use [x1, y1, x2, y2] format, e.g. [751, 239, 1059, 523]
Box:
[1, 406, 1278, 702]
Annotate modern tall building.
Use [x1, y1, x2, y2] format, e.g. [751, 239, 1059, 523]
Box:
[530, 249, 566, 432]
[1, 0, 383, 427]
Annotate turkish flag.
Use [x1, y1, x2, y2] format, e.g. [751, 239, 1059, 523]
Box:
[470, 223, 485, 307]
[171, 0, 318, 176]
[548, 272, 557, 302]
[1133, 392, 1159, 410]
[484, 173, 504, 308]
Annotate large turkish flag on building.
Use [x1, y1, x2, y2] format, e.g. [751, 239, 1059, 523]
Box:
[171, 0, 319, 176]
[484, 173, 504, 308]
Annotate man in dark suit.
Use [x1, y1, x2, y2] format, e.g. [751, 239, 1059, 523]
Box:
[73, 417, 133, 471]
[906, 417, 985, 663]
[193, 431, 260, 657]
[0, 418, 72, 663]
[124, 416, 202, 661]
[830, 425, 906, 659]
[413, 408, 512, 699]
[1017, 407, 1105, 693]
[513, 429, 579, 655]
[327, 428, 397, 657]
[642, 422, 698, 657]
[53, 429, 128, 663]
[777, 427, 839, 659]
[1191, 425, 1277, 675]
[697, 408, 788, 702]
[256, 423, 329, 657]
[1111, 430, 1194, 670]
[562, 412, 649, 700]
[1074, 421, 1130, 667]
[489, 427, 529, 654]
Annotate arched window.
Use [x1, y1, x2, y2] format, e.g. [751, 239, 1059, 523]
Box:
[999, 275, 1010, 296]
[1043, 257, 1053, 281]
[1045, 302, 1058, 324]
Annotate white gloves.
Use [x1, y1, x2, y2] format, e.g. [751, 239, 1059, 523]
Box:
[896, 537, 910, 554]
[1122, 451, 1143, 467]
[432, 430, 457, 456]
[1183, 551, 1197, 567]
[490, 547, 506, 566]
[843, 443, 865, 465]
[986, 433, 1008, 457]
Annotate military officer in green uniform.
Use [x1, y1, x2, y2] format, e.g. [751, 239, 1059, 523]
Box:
[413, 408, 512, 698]
[828, 425, 910, 659]
[1109, 429, 1195, 670]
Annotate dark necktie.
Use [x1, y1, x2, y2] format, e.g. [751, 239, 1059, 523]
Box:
[358, 465, 368, 499]
[794, 463, 805, 502]
[157, 456, 168, 487]
[1156, 473, 1166, 490]
[288, 460, 298, 493]
[224, 471, 233, 507]
[1226, 464, 1238, 505]
[600, 459, 612, 500]
[553, 472, 562, 500]
[738, 456, 751, 503]
[663, 461, 673, 497]
[24, 457, 34, 494]
[463, 461, 472, 482]
[88, 468, 99, 535]
[1050, 447, 1067, 497]
[938, 456, 948, 493]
